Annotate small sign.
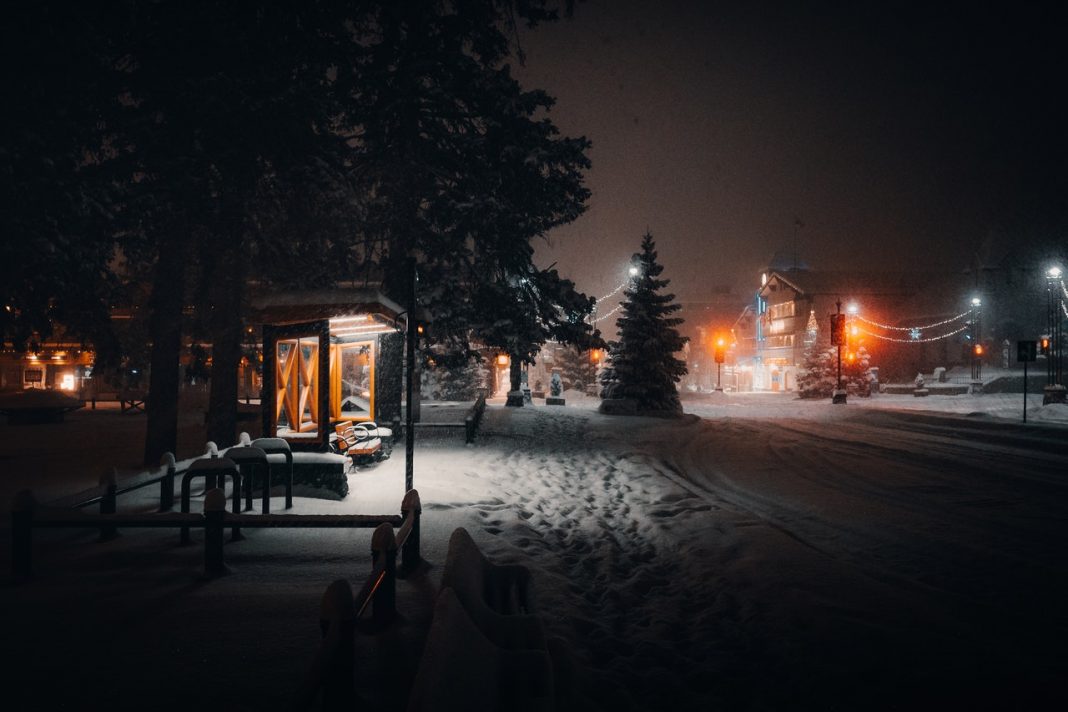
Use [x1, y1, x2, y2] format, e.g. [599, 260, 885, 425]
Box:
[1017, 340, 1037, 363]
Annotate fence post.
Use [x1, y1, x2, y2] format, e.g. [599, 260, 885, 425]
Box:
[205, 441, 218, 459]
[159, 452, 176, 512]
[238, 432, 251, 446]
[320, 579, 356, 710]
[371, 523, 396, 625]
[99, 469, 118, 542]
[12, 490, 35, 579]
[203, 488, 228, 578]
[399, 489, 422, 577]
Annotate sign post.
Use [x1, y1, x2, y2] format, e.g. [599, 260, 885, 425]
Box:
[1018, 340, 1037, 423]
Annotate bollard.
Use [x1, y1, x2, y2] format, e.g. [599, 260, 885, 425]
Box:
[12, 490, 35, 579]
[399, 489, 422, 577]
[371, 523, 397, 625]
[320, 580, 356, 710]
[238, 432, 251, 446]
[99, 469, 118, 542]
[203, 488, 228, 578]
[159, 452, 176, 512]
[205, 441, 219, 459]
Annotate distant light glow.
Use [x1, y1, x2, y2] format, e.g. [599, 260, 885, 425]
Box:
[847, 303, 858, 315]
[1047, 266, 1063, 279]
[628, 266, 639, 277]
[61, 374, 75, 390]
[970, 297, 981, 307]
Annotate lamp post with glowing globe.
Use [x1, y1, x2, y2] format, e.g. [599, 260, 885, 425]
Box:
[1044, 265, 1065, 404]
[970, 297, 983, 384]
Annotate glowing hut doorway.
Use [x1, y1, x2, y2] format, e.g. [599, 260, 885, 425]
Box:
[256, 290, 404, 451]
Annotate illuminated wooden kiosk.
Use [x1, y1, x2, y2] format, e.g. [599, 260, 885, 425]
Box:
[253, 290, 407, 494]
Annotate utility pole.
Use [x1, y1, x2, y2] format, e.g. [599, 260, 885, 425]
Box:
[832, 299, 847, 404]
[405, 258, 417, 492]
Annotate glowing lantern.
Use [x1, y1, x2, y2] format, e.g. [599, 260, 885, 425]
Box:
[590, 349, 602, 364]
[496, 353, 510, 367]
[974, 344, 984, 356]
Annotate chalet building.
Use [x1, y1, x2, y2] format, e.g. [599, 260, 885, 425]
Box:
[743, 268, 974, 391]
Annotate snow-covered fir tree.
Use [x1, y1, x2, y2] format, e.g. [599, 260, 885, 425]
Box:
[844, 345, 873, 396]
[422, 357, 489, 401]
[599, 232, 688, 414]
[556, 346, 597, 392]
[796, 341, 837, 399]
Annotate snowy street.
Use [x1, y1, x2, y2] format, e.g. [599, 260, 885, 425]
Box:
[442, 395, 1068, 709]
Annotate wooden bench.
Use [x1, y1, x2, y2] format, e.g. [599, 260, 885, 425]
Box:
[334, 422, 383, 468]
[439, 526, 544, 649]
[407, 587, 556, 712]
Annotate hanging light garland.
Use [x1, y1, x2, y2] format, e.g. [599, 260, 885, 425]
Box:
[857, 324, 970, 343]
[855, 308, 974, 332]
[595, 280, 628, 304]
[1060, 280, 1068, 318]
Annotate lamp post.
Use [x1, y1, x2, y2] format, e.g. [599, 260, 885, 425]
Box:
[1045, 265, 1065, 404]
[714, 336, 725, 391]
[831, 300, 847, 404]
[970, 297, 982, 383]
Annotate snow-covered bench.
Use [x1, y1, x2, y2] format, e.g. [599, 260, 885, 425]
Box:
[405, 528, 580, 710]
[406, 587, 557, 712]
[439, 526, 544, 648]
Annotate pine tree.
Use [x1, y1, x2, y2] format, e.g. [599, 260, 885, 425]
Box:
[556, 346, 597, 392]
[796, 342, 837, 399]
[844, 345, 873, 396]
[600, 232, 688, 414]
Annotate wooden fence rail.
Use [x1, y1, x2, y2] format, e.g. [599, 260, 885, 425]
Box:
[465, 393, 487, 444]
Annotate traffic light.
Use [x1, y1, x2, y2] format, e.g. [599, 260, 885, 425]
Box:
[830, 314, 846, 346]
[714, 337, 726, 364]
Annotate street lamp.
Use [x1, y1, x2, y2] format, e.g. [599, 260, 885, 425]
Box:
[628, 265, 639, 277]
[970, 296, 982, 382]
[831, 299, 847, 404]
[1045, 265, 1065, 403]
[713, 336, 726, 391]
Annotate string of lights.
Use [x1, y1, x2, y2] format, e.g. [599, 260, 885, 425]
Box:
[594, 304, 623, 322]
[856, 309, 973, 332]
[857, 325, 969, 343]
[595, 280, 628, 304]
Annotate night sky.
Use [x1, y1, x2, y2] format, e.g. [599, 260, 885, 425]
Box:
[519, 1, 1068, 302]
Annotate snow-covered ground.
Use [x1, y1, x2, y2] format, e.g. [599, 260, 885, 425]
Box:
[1, 391, 1066, 709]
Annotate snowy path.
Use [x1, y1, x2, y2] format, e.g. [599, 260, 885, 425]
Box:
[441, 401, 1068, 710]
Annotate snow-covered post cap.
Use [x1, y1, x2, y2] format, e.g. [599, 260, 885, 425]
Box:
[205, 441, 219, 458]
[160, 452, 175, 468]
[238, 432, 251, 446]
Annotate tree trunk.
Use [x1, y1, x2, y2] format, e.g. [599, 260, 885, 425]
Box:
[205, 238, 245, 447]
[142, 234, 186, 466]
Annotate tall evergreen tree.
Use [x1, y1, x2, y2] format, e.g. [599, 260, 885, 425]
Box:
[600, 232, 688, 414]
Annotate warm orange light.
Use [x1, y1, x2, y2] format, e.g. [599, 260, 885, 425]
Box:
[847, 352, 856, 362]
[590, 349, 602, 363]
[974, 345, 984, 356]
[496, 353, 510, 367]
[716, 337, 725, 348]
[851, 325, 859, 337]
[417, 324, 425, 335]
